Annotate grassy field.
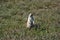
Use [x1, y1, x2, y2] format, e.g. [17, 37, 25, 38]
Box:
[0, 0, 60, 40]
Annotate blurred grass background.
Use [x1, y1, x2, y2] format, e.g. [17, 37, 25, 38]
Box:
[0, 0, 60, 40]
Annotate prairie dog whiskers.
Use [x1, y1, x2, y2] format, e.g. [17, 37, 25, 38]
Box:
[27, 13, 34, 28]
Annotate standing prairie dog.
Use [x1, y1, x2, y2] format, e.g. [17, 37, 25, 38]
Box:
[27, 13, 34, 28]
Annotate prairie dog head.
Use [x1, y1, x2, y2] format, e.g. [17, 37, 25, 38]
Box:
[29, 13, 33, 17]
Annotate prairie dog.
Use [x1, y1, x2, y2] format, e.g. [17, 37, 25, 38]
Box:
[27, 13, 34, 28]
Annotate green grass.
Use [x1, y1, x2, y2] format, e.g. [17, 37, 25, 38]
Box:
[0, 0, 60, 40]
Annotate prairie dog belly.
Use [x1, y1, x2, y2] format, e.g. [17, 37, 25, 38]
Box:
[27, 17, 32, 28]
